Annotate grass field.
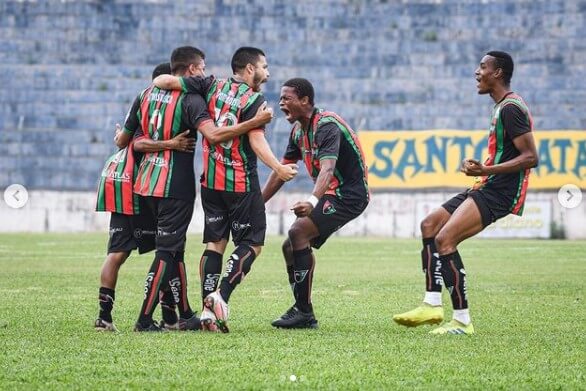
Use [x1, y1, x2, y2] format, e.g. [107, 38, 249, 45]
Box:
[0, 234, 584, 390]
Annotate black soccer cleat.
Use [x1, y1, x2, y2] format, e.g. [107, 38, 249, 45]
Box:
[178, 314, 202, 331]
[271, 306, 319, 329]
[133, 320, 164, 332]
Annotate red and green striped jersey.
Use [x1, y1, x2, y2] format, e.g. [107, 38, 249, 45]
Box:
[95, 143, 139, 215]
[133, 85, 210, 201]
[200, 78, 265, 192]
[480, 92, 533, 215]
[283, 108, 369, 201]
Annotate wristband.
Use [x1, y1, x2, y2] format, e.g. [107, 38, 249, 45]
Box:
[307, 195, 319, 208]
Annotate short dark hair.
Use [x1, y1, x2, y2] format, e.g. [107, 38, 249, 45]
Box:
[486, 51, 514, 85]
[151, 62, 171, 80]
[231, 47, 265, 73]
[283, 78, 315, 106]
[170, 46, 205, 75]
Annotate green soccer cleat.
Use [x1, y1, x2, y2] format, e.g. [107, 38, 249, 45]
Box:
[429, 319, 475, 335]
[393, 303, 444, 327]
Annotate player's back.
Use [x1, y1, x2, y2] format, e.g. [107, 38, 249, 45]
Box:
[201, 78, 266, 193]
[134, 86, 198, 201]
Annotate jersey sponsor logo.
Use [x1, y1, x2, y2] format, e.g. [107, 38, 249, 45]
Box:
[101, 169, 131, 182]
[202, 145, 243, 167]
[149, 92, 173, 104]
[146, 155, 168, 167]
[216, 91, 245, 110]
[111, 149, 127, 164]
[231, 221, 251, 231]
[294, 270, 309, 283]
[322, 200, 336, 215]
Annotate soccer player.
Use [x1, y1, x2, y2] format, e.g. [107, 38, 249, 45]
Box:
[95, 62, 188, 332]
[262, 78, 370, 329]
[393, 51, 539, 335]
[132, 46, 275, 332]
[153, 47, 298, 332]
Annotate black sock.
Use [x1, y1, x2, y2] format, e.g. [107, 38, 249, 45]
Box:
[218, 244, 256, 303]
[422, 238, 442, 292]
[138, 251, 171, 325]
[282, 240, 295, 293]
[287, 264, 295, 293]
[292, 247, 315, 313]
[200, 250, 223, 302]
[173, 252, 194, 319]
[159, 288, 178, 325]
[439, 251, 468, 310]
[98, 287, 115, 323]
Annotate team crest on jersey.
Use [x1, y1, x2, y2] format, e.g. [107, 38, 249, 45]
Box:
[322, 200, 336, 215]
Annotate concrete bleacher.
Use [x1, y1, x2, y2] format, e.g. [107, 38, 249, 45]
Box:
[0, 0, 584, 191]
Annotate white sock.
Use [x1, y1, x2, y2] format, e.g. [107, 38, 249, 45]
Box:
[423, 291, 442, 306]
[453, 309, 471, 325]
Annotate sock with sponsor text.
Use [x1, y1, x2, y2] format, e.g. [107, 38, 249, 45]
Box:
[218, 245, 256, 303]
[199, 250, 223, 303]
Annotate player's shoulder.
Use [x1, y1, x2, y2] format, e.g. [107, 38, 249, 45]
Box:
[500, 93, 530, 113]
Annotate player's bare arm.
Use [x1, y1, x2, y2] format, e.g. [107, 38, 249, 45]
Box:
[291, 158, 336, 217]
[133, 130, 195, 153]
[461, 132, 538, 176]
[198, 102, 274, 144]
[261, 162, 291, 202]
[152, 75, 182, 90]
[249, 131, 298, 181]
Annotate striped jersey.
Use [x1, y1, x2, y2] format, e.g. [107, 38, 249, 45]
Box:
[479, 92, 533, 215]
[133, 85, 211, 201]
[96, 93, 144, 215]
[95, 144, 139, 215]
[181, 76, 265, 192]
[283, 108, 369, 201]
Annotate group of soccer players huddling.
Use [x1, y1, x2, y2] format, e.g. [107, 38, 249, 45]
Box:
[95, 46, 537, 336]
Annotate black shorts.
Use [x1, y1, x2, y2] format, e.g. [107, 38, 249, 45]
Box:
[201, 187, 266, 247]
[442, 188, 513, 228]
[308, 195, 368, 249]
[143, 196, 194, 253]
[107, 212, 156, 255]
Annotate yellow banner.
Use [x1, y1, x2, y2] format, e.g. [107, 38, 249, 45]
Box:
[358, 130, 586, 189]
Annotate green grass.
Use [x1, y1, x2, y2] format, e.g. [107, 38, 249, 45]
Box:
[0, 234, 584, 390]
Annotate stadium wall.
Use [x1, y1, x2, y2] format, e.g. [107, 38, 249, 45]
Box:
[0, 0, 585, 191]
[1, 190, 584, 239]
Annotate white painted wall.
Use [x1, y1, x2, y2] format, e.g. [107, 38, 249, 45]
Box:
[0, 190, 584, 239]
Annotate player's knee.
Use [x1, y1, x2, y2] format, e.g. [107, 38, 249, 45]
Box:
[281, 239, 292, 255]
[420, 216, 439, 237]
[434, 232, 454, 254]
[287, 225, 308, 246]
[108, 251, 129, 266]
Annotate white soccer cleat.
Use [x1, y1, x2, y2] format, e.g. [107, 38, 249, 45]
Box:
[203, 291, 230, 333]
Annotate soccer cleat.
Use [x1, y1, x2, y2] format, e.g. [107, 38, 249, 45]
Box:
[178, 314, 201, 331]
[133, 320, 164, 332]
[271, 306, 318, 329]
[393, 303, 444, 327]
[203, 291, 229, 333]
[429, 319, 475, 335]
[200, 307, 219, 332]
[158, 320, 180, 331]
[95, 318, 118, 332]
